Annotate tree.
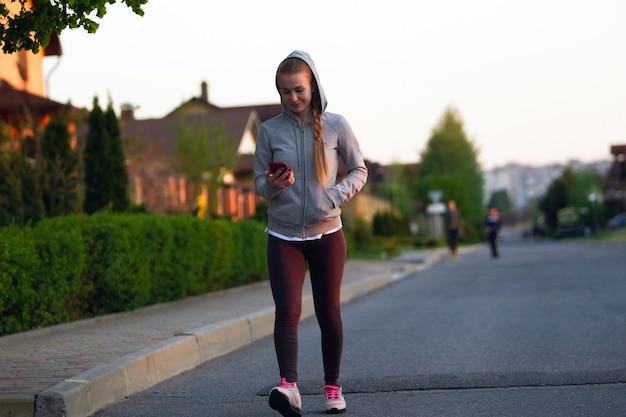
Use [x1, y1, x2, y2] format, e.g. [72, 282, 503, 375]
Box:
[417, 107, 484, 225]
[538, 168, 573, 232]
[538, 167, 606, 232]
[0, 0, 148, 53]
[83, 97, 110, 214]
[40, 113, 80, 217]
[83, 97, 130, 214]
[104, 101, 129, 212]
[371, 163, 417, 219]
[487, 189, 513, 213]
[174, 115, 239, 217]
[0, 120, 45, 226]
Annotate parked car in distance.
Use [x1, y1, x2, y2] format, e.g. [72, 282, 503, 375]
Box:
[607, 212, 626, 229]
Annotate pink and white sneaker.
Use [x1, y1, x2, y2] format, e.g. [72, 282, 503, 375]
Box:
[322, 384, 346, 414]
[269, 378, 302, 417]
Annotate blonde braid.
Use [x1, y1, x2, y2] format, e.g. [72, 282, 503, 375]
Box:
[312, 94, 330, 186]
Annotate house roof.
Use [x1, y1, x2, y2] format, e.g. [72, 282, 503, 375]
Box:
[0, 79, 69, 117]
[121, 103, 282, 174]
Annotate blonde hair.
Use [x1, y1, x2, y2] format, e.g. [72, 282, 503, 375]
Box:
[276, 58, 331, 186]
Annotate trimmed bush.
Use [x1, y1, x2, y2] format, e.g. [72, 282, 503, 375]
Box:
[0, 214, 268, 336]
[0, 226, 40, 334]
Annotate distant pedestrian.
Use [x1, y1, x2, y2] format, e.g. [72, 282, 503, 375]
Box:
[485, 207, 502, 258]
[444, 200, 463, 259]
[254, 50, 368, 416]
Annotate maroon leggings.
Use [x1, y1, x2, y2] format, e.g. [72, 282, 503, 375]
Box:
[267, 230, 346, 386]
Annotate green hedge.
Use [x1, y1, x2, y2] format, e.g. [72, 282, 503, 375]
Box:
[0, 214, 268, 336]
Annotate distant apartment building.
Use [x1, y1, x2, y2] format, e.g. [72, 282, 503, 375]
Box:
[483, 160, 612, 210]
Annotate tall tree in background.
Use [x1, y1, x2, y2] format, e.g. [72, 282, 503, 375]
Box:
[104, 102, 129, 212]
[83, 97, 110, 214]
[40, 113, 80, 217]
[417, 107, 483, 225]
[174, 115, 239, 217]
[487, 189, 513, 213]
[83, 98, 129, 214]
[1, 0, 148, 53]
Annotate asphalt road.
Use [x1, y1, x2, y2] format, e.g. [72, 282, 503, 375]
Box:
[94, 239, 626, 417]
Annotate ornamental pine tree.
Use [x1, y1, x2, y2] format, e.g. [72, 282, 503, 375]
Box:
[40, 113, 80, 217]
[104, 102, 129, 212]
[83, 97, 111, 214]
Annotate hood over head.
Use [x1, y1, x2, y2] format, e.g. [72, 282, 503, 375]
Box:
[276, 50, 328, 114]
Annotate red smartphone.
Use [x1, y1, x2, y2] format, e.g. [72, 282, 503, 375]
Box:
[269, 162, 288, 174]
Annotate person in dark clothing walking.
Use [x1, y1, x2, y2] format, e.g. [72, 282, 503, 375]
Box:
[444, 200, 462, 259]
[485, 207, 502, 258]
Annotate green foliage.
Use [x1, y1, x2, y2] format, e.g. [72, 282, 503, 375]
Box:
[252, 200, 269, 224]
[417, 107, 484, 225]
[0, 223, 84, 334]
[538, 167, 605, 232]
[83, 97, 110, 213]
[83, 98, 129, 214]
[371, 164, 417, 218]
[230, 220, 268, 286]
[346, 217, 375, 250]
[174, 115, 240, 213]
[539, 171, 569, 231]
[487, 189, 513, 213]
[77, 214, 153, 314]
[105, 102, 130, 212]
[0, 226, 40, 334]
[372, 211, 411, 237]
[0, 128, 44, 226]
[567, 169, 605, 212]
[31, 219, 85, 324]
[40, 113, 81, 217]
[0, 214, 268, 336]
[0, 0, 148, 53]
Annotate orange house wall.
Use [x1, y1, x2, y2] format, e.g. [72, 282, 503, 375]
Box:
[0, 0, 46, 96]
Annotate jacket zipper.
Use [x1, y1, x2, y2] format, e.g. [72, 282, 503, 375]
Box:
[299, 123, 307, 238]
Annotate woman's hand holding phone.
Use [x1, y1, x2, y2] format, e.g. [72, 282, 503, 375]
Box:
[267, 162, 294, 190]
[269, 162, 288, 174]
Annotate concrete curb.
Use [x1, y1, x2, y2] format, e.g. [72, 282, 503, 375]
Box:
[32, 254, 441, 416]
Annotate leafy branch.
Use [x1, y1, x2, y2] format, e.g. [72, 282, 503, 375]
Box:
[0, 0, 148, 53]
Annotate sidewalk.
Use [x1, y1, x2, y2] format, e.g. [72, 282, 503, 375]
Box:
[0, 249, 445, 417]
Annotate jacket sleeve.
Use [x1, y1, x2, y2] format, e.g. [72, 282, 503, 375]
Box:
[328, 115, 368, 207]
[254, 125, 281, 200]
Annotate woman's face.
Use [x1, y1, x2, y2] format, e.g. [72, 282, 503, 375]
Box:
[277, 70, 313, 119]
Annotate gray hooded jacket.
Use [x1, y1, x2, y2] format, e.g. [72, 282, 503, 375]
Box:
[254, 50, 368, 239]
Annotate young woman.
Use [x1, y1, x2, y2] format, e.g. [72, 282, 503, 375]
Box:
[254, 50, 368, 416]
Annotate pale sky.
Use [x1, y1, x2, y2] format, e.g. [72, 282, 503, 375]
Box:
[43, 0, 626, 170]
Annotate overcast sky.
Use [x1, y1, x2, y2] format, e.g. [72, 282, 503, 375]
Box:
[43, 0, 626, 169]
